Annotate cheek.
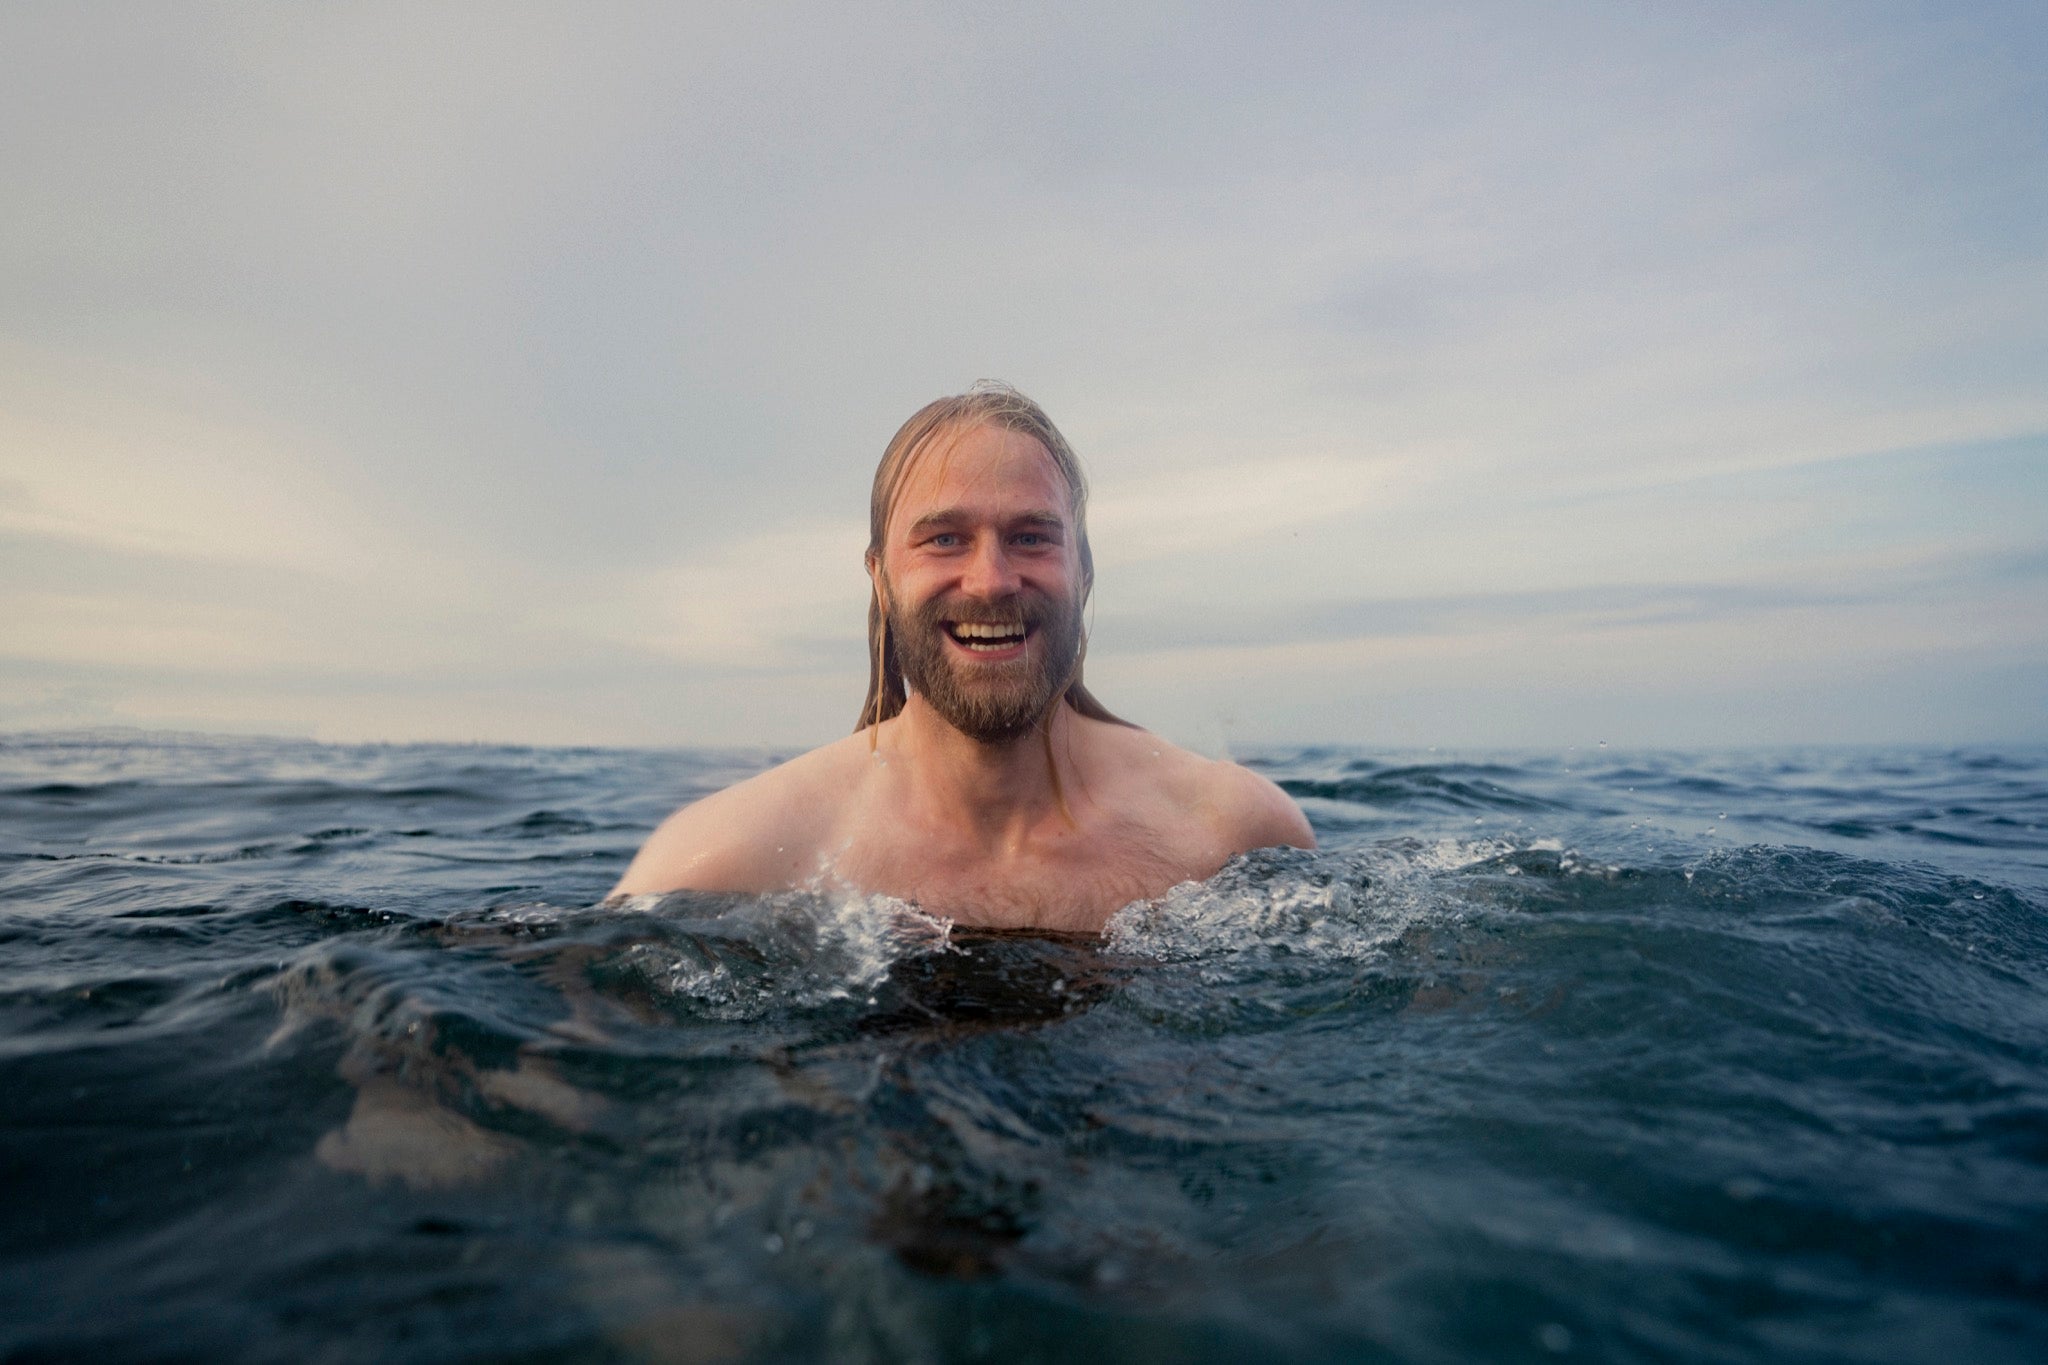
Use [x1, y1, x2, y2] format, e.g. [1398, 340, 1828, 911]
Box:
[873, 556, 922, 606]
[1040, 550, 1084, 593]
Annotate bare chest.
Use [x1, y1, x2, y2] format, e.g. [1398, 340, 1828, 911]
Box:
[826, 814, 1223, 934]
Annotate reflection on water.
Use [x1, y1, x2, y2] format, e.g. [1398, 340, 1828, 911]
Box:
[4, 733, 2047, 1362]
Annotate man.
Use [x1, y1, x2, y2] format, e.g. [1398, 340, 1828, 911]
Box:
[612, 383, 1314, 933]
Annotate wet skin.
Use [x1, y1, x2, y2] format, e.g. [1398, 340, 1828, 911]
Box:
[613, 422, 1313, 933]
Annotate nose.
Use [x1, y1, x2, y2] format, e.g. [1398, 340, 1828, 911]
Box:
[959, 536, 1022, 599]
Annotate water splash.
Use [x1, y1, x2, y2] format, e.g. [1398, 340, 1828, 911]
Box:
[610, 890, 956, 1019]
[1106, 838, 1519, 964]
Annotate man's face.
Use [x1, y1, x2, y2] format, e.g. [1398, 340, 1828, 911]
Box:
[877, 422, 1084, 744]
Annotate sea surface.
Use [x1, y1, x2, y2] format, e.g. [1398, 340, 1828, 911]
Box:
[3, 731, 2046, 1364]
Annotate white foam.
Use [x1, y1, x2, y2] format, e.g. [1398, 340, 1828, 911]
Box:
[1104, 838, 1516, 965]
[638, 889, 954, 1019]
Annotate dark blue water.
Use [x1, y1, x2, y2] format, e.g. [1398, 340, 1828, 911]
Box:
[4, 731, 2046, 1364]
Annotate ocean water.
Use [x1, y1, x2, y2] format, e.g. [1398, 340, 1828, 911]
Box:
[3, 731, 2046, 1365]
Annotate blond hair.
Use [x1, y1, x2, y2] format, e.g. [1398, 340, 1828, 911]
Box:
[857, 381, 1126, 735]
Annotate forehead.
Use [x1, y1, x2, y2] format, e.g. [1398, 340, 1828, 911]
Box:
[887, 423, 1070, 536]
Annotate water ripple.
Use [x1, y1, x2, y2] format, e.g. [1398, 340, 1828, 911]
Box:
[2, 733, 2045, 1362]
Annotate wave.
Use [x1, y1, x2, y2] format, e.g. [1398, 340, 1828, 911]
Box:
[7, 734, 2048, 1362]
[1279, 764, 1566, 814]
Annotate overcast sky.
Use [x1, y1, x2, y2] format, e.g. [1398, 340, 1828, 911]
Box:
[4, 2, 2044, 750]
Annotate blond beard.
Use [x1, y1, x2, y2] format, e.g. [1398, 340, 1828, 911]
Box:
[889, 587, 1082, 744]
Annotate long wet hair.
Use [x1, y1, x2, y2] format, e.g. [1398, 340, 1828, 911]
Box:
[857, 381, 1128, 737]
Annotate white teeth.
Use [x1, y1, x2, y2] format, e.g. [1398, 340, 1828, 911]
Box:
[950, 622, 1026, 651]
[951, 622, 1024, 640]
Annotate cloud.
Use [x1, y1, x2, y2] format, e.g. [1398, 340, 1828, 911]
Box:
[2, 3, 2043, 744]
[1098, 542, 2048, 655]
[0, 345, 419, 577]
[1088, 453, 1417, 567]
[566, 519, 872, 671]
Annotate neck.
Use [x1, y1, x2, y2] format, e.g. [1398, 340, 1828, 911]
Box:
[887, 694, 1077, 847]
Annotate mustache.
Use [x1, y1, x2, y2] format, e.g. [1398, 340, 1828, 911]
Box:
[910, 594, 1051, 627]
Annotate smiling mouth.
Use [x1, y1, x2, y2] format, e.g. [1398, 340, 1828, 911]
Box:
[945, 620, 1029, 652]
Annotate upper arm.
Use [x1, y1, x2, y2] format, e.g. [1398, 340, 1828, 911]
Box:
[609, 797, 745, 899]
[1219, 762, 1316, 854]
[608, 780, 811, 899]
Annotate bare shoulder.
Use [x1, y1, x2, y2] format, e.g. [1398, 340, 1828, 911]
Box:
[1089, 723, 1315, 854]
[609, 733, 873, 897]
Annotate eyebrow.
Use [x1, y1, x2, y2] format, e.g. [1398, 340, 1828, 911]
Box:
[905, 507, 1067, 536]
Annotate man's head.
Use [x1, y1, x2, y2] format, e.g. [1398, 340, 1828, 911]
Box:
[859, 382, 1120, 739]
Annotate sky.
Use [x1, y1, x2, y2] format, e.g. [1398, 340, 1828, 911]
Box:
[4, 1, 2045, 751]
